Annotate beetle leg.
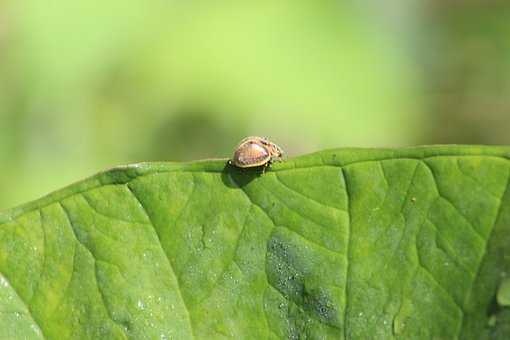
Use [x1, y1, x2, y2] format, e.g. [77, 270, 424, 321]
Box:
[262, 162, 270, 174]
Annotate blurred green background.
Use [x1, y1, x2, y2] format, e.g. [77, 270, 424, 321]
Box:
[1, 0, 509, 210]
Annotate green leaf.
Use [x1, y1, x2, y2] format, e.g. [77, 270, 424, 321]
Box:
[1, 146, 509, 339]
[498, 279, 510, 307]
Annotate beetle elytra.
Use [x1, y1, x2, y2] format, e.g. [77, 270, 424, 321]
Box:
[229, 136, 283, 170]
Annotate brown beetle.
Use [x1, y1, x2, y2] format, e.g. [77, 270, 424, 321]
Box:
[229, 136, 283, 170]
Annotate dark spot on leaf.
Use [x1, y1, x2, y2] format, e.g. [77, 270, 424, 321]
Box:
[266, 231, 341, 329]
[303, 287, 337, 324]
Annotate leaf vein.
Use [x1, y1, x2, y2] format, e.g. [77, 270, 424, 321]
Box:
[125, 184, 196, 340]
[0, 271, 46, 339]
[458, 167, 510, 335]
[274, 173, 347, 213]
[340, 168, 351, 340]
[58, 203, 128, 339]
[422, 161, 485, 242]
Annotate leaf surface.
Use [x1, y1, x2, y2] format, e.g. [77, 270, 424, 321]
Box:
[1, 146, 510, 339]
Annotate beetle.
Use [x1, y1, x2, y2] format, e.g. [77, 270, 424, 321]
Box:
[229, 136, 283, 171]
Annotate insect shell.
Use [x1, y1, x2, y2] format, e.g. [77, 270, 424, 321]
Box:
[229, 136, 283, 169]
